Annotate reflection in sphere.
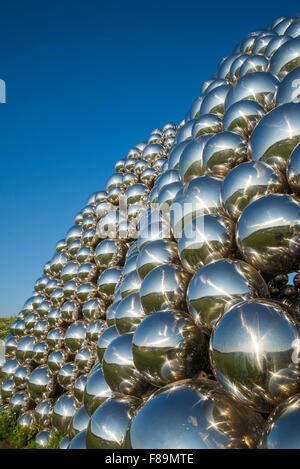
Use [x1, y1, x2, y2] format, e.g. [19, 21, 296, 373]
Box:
[129, 379, 264, 449]
[86, 396, 140, 449]
[187, 258, 269, 333]
[236, 194, 300, 274]
[210, 299, 300, 412]
[132, 310, 208, 387]
[178, 214, 235, 273]
[221, 161, 286, 220]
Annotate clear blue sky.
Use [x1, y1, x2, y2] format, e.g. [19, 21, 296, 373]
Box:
[0, 0, 297, 316]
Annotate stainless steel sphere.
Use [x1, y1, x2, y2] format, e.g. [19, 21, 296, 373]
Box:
[200, 84, 232, 116]
[86, 396, 140, 449]
[103, 332, 149, 397]
[32, 341, 48, 365]
[64, 321, 86, 353]
[249, 103, 300, 167]
[269, 37, 300, 80]
[46, 328, 64, 349]
[73, 375, 88, 405]
[61, 300, 80, 323]
[97, 267, 122, 301]
[276, 66, 300, 106]
[202, 131, 247, 179]
[178, 135, 212, 183]
[119, 269, 141, 299]
[0, 359, 19, 381]
[16, 336, 35, 364]
[221, 161, 286, 220]
[142, 143, 163, 164]
[34, 399, 53, 427]
[83, 367, 113, 416]
[259, 394, 300, 449]
[128, 378, 264, 449]
[115, 293, 146, 334]
[96, 326, 119, 363]
[86, 319, 105, 343]
[76, 246, 94, 264]
[178, 214, 235, 273]
[224, 72, 279, 112]
[68, 430, 87, 449]
[187, 258, 269, 333]
[18, 411, 35, 428]
[210, 299, 300, 412]
[222, 100, 265, 136]
[132, 310, 208, 387]
[60, 262, 79, 283]
[58, 363, 77, 390]
[82, 298, 105, 321]
[10, 392, 31, 413]
[287, 142, 300, 193]
[140, 264, 190, 315]
[27, 366, 53, 402]
[35, 430, 52, 448]
[68, 406, 90, 439]
[136, 239, 179, 281]
[236, 194, 300, 274]
[76, 282, 97, 303]
[167, 141, 190, 171]
[74, 347, 93, 373]
[95, 239, 124, 268]
[52, 394, 77, 432]
[170, 176, 223, 238]
[47, 350, 66, 373]
[13, 365, 31, 389]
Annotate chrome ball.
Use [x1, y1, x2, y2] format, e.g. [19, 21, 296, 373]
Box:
[97, 267, 122, 301]
[32, 341, 48, 365]
[236, 194, 300, 274]
[178, 214, 235, 273]
[35, 430, 52, 448]
[222, 100, 265, 136]
[203, 131, 247, 179]
[210, 299, 300, 412]
[58, 363, 77, 390]
[249, 103, 300, 167]
[86, 320, 105, 343]
[68, 430, 87, 449]
[48, 350, 67, 373]
[221, 161, 286, 220]
[128, 378, 264, 449]
[1, 359, 19, 381]
[187, 258, 269, 333]
[46, 328, 64, 349]
[83, 367, 113, 416]
[16, 336, 35, 364]
[64, 321, 86, 353]
[287, 142, 300, 193]
[86, 396, 140, 449]
[95, 239, 124, 268]
[115, 293, 146, 334]
[96, 326, 119, 363]
[132, 310, 208, 386]
[73, 375, 88, 405]
[76, 282, 97, 303]
[52, 394, 77, 432]
[259, 394, 300, 449]
[270, 37, 300, 80]
[13, 365, 31, 389]
[137, 239, 179, 281]
[27, 366, 53, 402]
[103, 332, 149, 397]
[140, 264, 190, 315]
[82, 298, 105, 321]
[34, 399, 53, 427]
[68, 406, 90, 439]
[75, 347, 93, 373]
[170, 176, 223, 238]
[61, 300, 79, 323]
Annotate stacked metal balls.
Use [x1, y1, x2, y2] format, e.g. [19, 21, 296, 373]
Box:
[3, 12, 300, 449]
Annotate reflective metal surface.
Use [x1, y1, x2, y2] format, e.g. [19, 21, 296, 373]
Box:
[187, 258, 269, 333]
[129, 378, 264, 449]
[210, 299, 300, 412]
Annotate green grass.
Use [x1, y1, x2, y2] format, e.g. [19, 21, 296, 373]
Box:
[0, 316, 17, 340]
[0, 406, 65, 449]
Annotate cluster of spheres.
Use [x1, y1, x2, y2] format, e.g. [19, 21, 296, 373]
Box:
[3, 12, 300, 450]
